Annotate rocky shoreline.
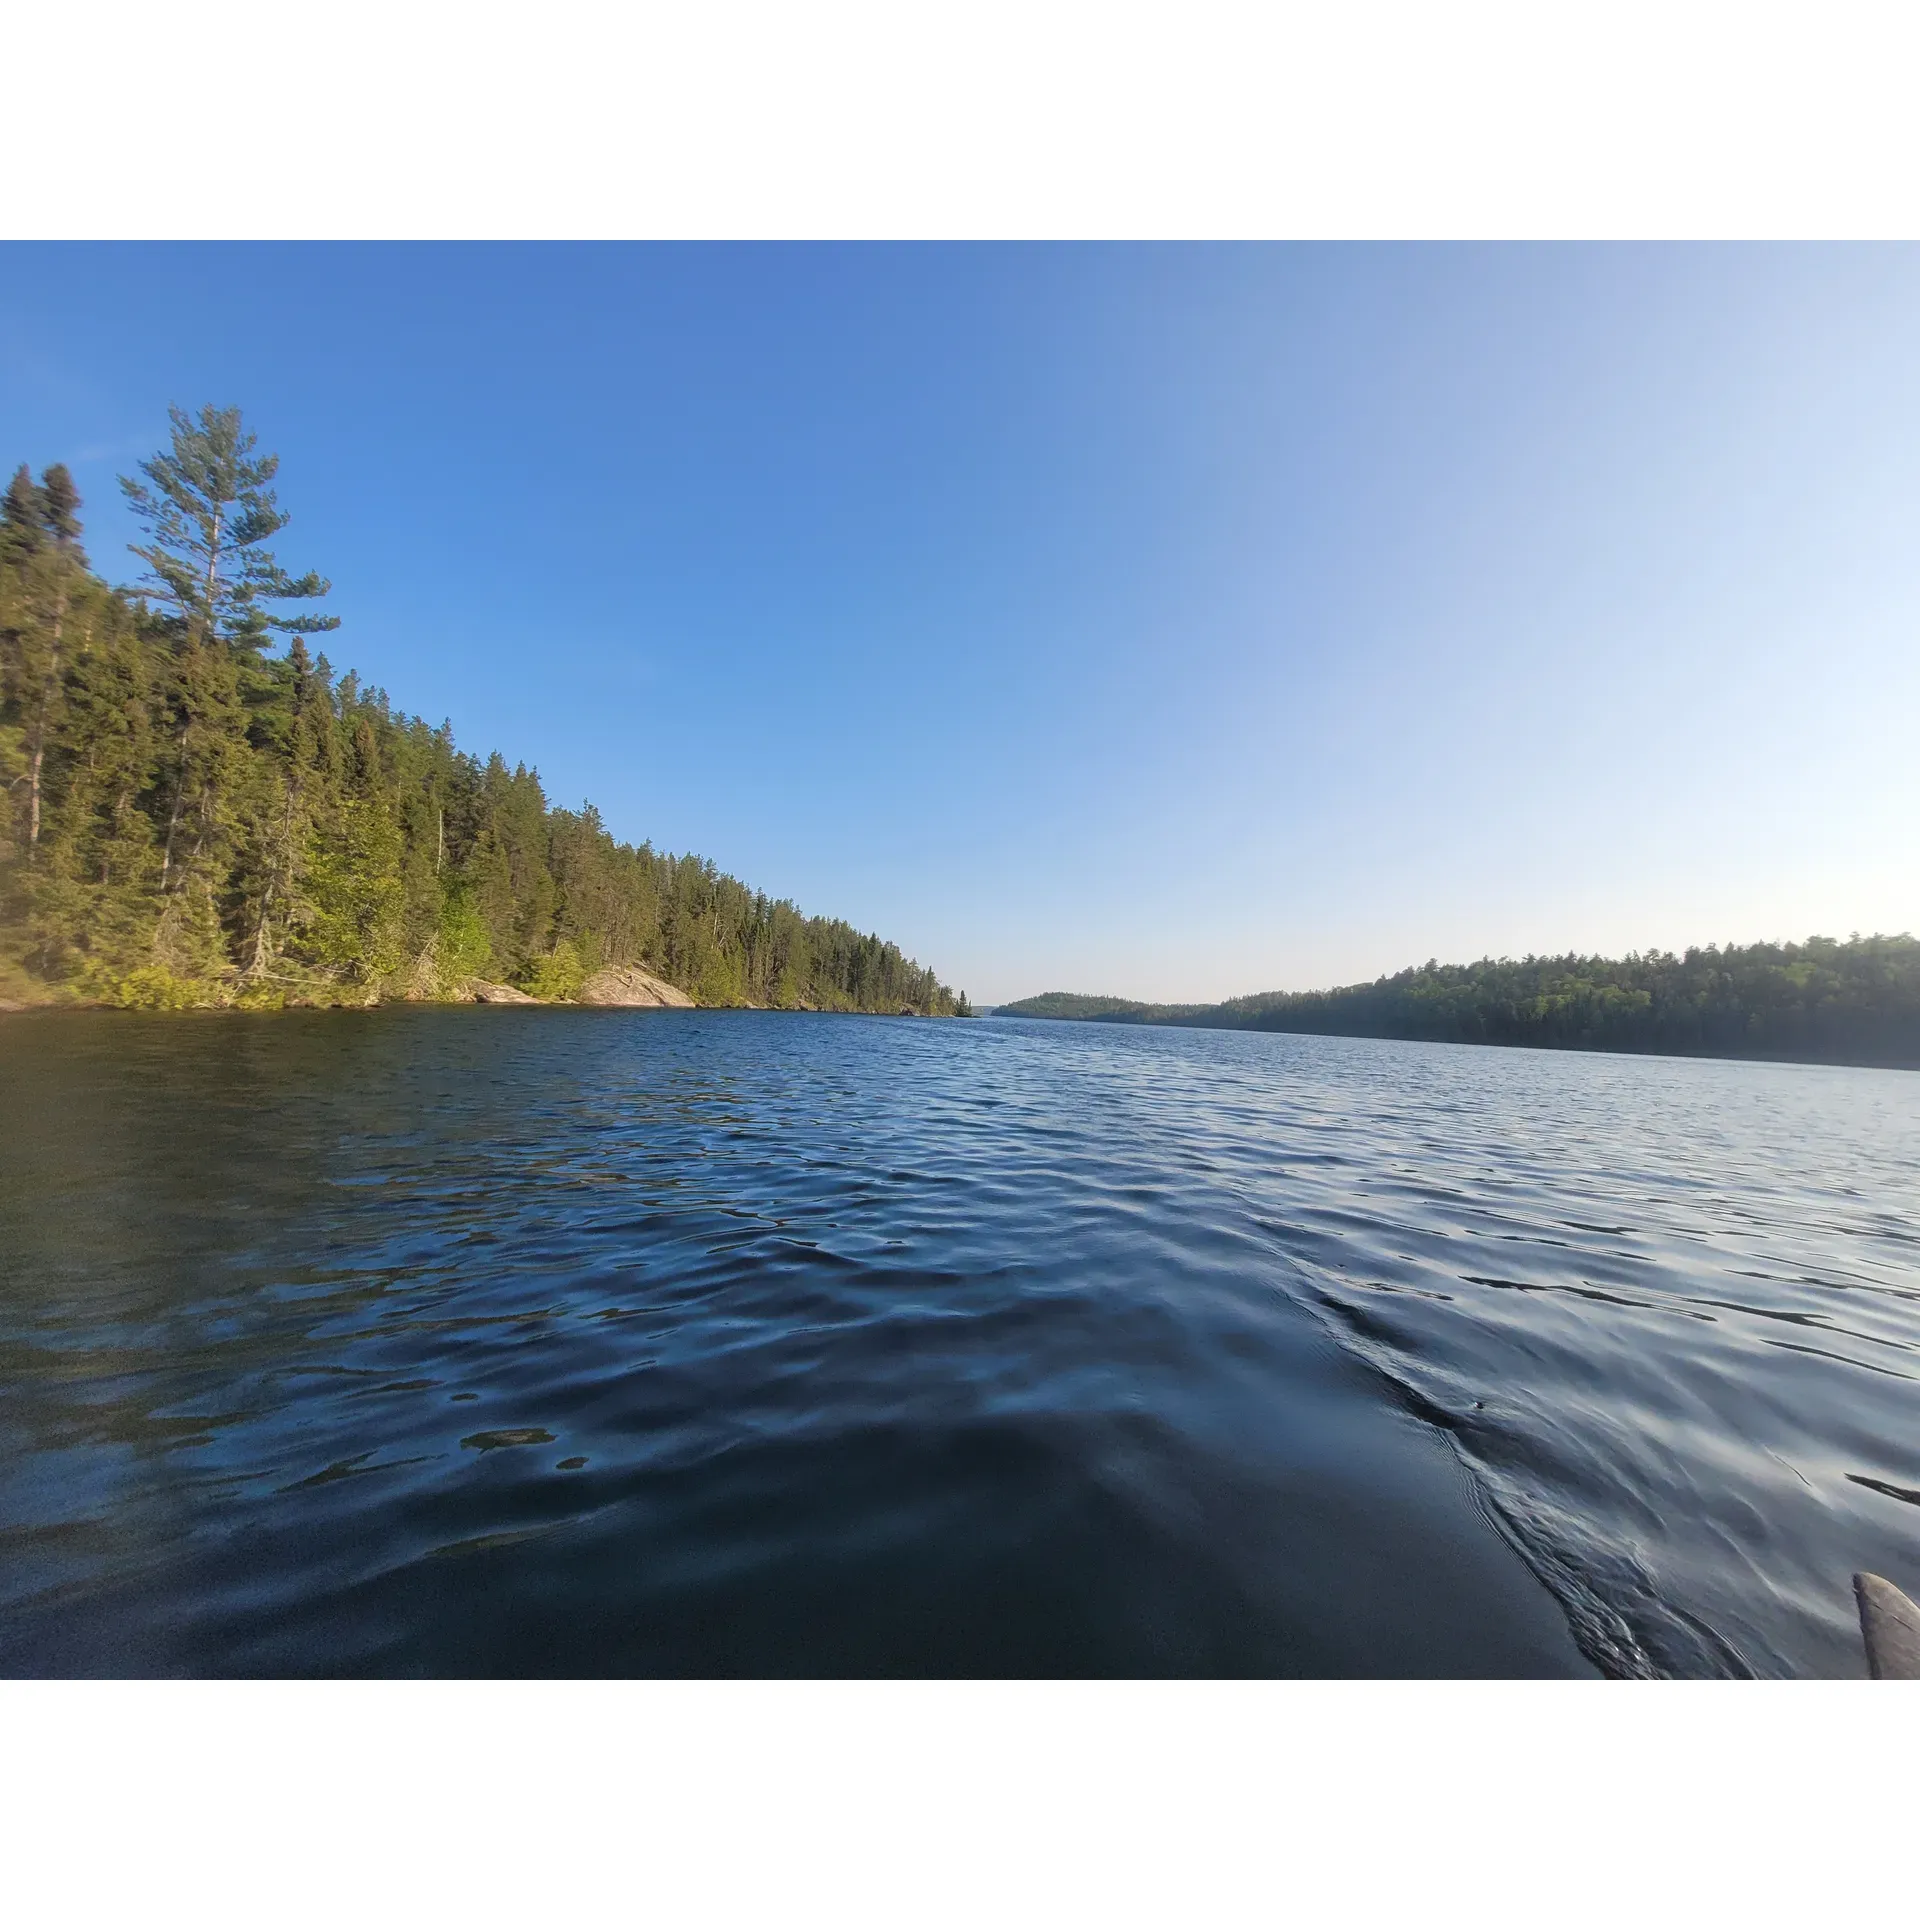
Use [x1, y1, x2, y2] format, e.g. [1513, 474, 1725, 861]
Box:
[0, 959, 945, 1015]
[0, 961, 702, 1014]
[574, 964, 697, 1008]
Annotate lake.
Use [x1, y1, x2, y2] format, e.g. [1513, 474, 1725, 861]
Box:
[2, 1008, 1916, 1676]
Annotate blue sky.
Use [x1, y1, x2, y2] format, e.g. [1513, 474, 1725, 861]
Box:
[3, 244, 1916, 1004]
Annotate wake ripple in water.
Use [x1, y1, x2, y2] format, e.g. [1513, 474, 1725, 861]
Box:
[1, 1010, 1916, 1676]
[1169, 1032, 1920, 1677]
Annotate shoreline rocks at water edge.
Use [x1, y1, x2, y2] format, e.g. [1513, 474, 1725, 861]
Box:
[575, 965, 697, 1009]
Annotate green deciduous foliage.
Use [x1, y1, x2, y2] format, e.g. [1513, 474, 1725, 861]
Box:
[525, 938, 586, 1002]
[433, 881, 495, 996]
[303, 797, 409, 988]
[1, 414, 965, 1018]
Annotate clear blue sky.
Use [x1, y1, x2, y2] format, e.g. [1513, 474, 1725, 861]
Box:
[3, 244, 1915, 1005]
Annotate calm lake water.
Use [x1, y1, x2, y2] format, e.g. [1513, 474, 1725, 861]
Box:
[2, 1009, 1916, 1677]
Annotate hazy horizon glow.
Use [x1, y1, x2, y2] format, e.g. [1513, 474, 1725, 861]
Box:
[3, 244, 1915, 1004]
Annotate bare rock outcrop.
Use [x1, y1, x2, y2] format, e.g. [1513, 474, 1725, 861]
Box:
[578, 964, 696, 1009]
[468, 980, 539, 1004]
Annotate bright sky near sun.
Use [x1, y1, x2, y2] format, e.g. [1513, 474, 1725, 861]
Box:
[3, 243, 1916, 1005]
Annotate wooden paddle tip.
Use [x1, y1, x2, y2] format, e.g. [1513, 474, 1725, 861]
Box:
[1854, 1572, 1920, 1679]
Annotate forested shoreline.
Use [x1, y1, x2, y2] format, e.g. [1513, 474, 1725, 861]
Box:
[997, 936, 1920, 1069]
[0, 409, 967, 1016]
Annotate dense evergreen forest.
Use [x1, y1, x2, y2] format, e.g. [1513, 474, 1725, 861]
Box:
[0, 408, 967, 1016]
[998, 937, 1920, 1069]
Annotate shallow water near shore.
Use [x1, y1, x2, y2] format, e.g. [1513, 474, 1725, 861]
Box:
[2, 1009, 1916, 1676]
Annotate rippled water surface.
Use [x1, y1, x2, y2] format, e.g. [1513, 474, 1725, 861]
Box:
[3, 1009, 1917, 1676]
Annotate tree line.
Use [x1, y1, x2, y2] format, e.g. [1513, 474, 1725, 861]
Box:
[997, 936, 1920, 1068]
[0, 407, 968, 1016]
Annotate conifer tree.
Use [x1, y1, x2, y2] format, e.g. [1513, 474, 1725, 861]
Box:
[1, 463, 86, 858]
[119, 408, 340, 901]
[2, 465, 44, 559]
[120, 406, 339, 650]
[41, 464, 81, 546]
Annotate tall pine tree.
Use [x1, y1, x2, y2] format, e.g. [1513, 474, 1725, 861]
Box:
[119, 408, 341, 906]
[120, 406, 339, 651]
[2, 464, 86, 860]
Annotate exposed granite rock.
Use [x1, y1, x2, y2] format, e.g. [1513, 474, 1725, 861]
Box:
[578, 964, 696, 1009]
[468, 980, 539, 1004]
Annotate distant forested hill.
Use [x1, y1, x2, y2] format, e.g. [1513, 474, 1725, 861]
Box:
[997, 938, 1920, 1069]
[991, 991, 1191, 1022]
[0, 409, 966, 1015]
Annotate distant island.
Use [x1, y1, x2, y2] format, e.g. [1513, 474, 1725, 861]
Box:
[996, 936, 1920, 1070]
[0, 409, 968, 1017]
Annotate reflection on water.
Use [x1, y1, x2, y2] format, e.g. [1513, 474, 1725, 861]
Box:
[1, 1008, 1915, 1676]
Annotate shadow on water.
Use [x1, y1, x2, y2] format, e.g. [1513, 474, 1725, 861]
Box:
[4, 1008, 1916, 1675]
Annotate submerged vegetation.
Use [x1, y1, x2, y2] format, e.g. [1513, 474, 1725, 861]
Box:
[0, 409, 967, 1016]
[998, 937, 1920, 1069]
